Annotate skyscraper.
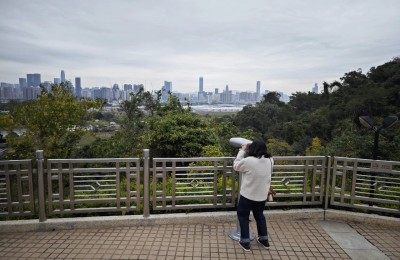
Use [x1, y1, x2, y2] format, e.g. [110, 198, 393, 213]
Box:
[33, 74, 41, 87]
[27, 74, 34, 87]
[221, 85, 232, 103]
[54, 78, 61, 85]
[198, 77, 206, 103]
[112, 83, 120, 101]
[199, 77, 203, 93]
[162, 81, 172, 101]
[19, 78, 27, 88]
[312, 83, 318, 94]
[133, 84, 143, 93]
[75, 77, 82, 98]
[26, 73, 41, 87]
[61, 70, 65, 83]
[256, 81, 261, 101]
[124, 84, 133, 91]
[43, 81, 51, 91]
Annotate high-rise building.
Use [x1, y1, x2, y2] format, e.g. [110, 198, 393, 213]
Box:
[54, 78, 61, 85]
[197, 77, 206, 103]
[27, 74, 34, 87]
[67, 81, 74, 94]
[61, 70, 65, 83]
[75, 77, 82, 98]
[162, 81, 172, 101]
[239, 91, 257, 103]
[81, 88, 92, 99]
[133, 84, 143, 93]
[112, 83, 120, 101]
[33, 74, 41, 87]
[19, 78, 27, 88]
[43, 81, 51, 91]
[199, 77, 203, 93]
[164, 81, 172, 92]
[312, 83, 318, 94]
[124, 84, 133, 91]
[92, 87, 102, 100]
[23, 86, 41, 100]
[92, 87, 112, 102]
[0, 83, 13, 100]
[256, 81, 261, 101]
[220, 86, 232, 103]
[26, 73, 41, 87]
[99, 87, 112, 102]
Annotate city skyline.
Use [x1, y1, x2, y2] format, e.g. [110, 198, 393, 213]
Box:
[1, 70, 288, 104]
[0, 1, 399, 95]
[1, 69, 287, 94]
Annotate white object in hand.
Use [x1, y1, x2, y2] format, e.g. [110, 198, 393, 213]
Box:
[229, 137, 253, 147]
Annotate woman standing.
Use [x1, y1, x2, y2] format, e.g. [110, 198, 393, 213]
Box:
[233, 140, 273, 251]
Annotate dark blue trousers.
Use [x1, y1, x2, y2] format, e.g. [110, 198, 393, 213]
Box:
[237, 195, 268, 242]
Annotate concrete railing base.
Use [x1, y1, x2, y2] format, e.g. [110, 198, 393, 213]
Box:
[324, 209, 400, 228]
[0, 209, 398, 233]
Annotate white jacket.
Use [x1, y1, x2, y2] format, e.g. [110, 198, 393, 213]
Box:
[233, 150, 273, 202]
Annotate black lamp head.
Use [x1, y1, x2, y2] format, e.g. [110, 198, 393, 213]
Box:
[359, 116, 375, 129]
[382, 116, 398, 129]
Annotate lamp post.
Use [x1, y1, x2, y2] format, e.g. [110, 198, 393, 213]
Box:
[0, 134, 7, 159]
[359, 116, 398, 160]
[358, 115, 398, 205]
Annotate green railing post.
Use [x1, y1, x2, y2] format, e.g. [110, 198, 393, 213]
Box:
[36, 150, 46, 222]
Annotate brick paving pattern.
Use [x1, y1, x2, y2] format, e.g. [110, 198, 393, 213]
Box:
[0, 218, 396, 259]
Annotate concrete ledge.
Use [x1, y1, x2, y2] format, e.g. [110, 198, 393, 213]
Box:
[1, 209, 398, 233]
[266, 208, 325, 221]
[0, 212, 237, 233]
[325, 209, 400, 228]
[0, 209, 325, 233]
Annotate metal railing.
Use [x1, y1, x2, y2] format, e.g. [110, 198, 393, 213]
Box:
[0, 150, 399, 222]
[0, 159, 35, 217]
[329, 157, 400, 214]
[44, 155, 142, 217]
[151, 157, 236, 211]
[268, 156, 327, 207]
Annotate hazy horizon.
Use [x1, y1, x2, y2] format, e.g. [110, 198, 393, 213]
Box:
[1, 0, 399, 95]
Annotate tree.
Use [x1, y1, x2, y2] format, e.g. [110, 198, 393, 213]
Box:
[139, 95, 218, 157]
[0, 113, 15, 132]
[210, 117, 256, 156]
[201, 145, 224, 157]
[78, 89, 161, 158]
[326, 130, 370, 158]
[7, 83, 102, 159]
[305, 137, 326, 156]
[267, 138, 292, 156]
[261, 92, 284, 106]
[288, 92, 326, 112]
[234, 102, 292, 141]
[143, 110, 218, 158]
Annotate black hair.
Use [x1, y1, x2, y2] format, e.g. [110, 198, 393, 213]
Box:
[248, 140, 271, 159]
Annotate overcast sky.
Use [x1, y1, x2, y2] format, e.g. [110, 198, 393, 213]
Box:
[0, 0, 399, 95]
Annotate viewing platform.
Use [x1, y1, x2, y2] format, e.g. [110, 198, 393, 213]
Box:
[1, 209, 399, 259]
[1, 152, 399, 259]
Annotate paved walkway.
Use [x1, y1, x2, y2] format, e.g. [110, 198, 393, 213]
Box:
[0, 212, 399, 259]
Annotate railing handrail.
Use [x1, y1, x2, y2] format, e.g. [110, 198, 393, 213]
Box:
[1, 151, 399, 222]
